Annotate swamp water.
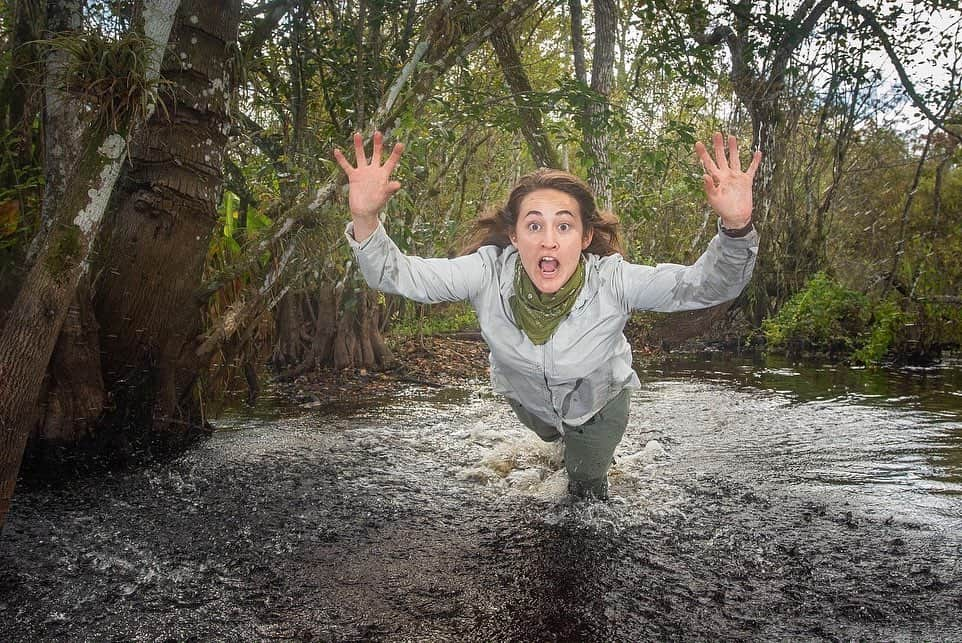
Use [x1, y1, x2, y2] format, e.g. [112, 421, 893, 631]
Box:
[2, 354, 961, 640]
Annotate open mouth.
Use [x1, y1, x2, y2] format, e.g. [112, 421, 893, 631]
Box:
[538, 256, 559, 277]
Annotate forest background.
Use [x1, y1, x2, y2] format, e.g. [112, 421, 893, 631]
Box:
[0, 0, 960, 529]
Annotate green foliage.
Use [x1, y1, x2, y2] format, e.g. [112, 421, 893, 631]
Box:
[629, 1, 716, 87]
[0, 94, 44, 269]
[208, 189, 274, 270]
[388, 303, 478, 342]
[0, 158, 43, 256]
[763, 266, 962, 365]
[48, 30, 165, 132]
[852, 297, 906, 365]
[217, 190, 243, 256]
[762, 272, 868, 355]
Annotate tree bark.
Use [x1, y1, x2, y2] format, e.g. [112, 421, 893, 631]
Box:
[569, 0, 616, 207]
[271, 286, 339, 379]
[490, 23, 560, 169]
[35, 274, 105, 446]
[330, 289, 395, 372]
[92, 0, 241, 442]
[0, 0, 181, 531]
[568, 0, 586, 84]
[24, 0, 83, 269]
[586, 0, 616, 209]
[35, 1, 107, 450]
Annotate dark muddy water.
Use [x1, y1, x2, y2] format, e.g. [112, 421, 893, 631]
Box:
[2, 354, 961, 641]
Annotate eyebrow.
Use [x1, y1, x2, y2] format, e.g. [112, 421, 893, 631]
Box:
[522, 209, 576, 218]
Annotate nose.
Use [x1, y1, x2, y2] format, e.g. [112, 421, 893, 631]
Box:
[541, 228, 558, 248]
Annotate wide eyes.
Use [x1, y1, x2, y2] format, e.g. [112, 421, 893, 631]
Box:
[524, 221, 574, 233]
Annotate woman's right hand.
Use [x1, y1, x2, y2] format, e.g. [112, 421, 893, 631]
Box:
[334, 132, 405, 240]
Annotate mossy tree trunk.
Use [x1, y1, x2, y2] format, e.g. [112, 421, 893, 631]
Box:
[0, 0, 181, 531]
[25, 1, 109, 462]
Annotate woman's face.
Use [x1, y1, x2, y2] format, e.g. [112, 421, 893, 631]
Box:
[510, 188, 593, 294]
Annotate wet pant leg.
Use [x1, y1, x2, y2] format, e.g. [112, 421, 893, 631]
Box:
[562, 389, 631, 499]
[506, 397, 562, 442]
[506, 389, 631, 499]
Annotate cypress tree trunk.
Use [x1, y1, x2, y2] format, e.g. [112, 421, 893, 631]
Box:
[92, 0, 241, 444]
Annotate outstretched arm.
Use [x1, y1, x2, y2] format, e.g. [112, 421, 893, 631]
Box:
[335, 131, 487, 304]
[694, 132, 761, 229]
[334, 131, 405, 242]
[618, 132, 761, 313]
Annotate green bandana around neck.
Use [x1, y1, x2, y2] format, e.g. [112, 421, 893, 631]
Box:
[509, 255, 586, 345]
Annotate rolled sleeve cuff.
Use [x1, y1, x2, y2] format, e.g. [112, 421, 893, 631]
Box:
[345, 220, 387, 252]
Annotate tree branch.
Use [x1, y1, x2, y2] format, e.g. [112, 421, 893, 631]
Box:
[839, 0, 962, 143]
[569, 0, 586, 84]
[195, 0, 540, 360]
[240, 0, 296, 62]
[883, 125, 934, 297]
[914, 295, 962, 305]
[490, 22, 560, 168]
[771, 0, 834, 76]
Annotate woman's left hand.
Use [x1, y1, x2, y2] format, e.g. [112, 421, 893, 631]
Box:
[694, 132, 762, 228]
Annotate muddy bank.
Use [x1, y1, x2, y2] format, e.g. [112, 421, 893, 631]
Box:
[2, 359, 961, 640]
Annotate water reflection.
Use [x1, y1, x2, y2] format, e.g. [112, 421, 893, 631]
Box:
[649, 351, 962, 414]
[639, 352, 962, 528]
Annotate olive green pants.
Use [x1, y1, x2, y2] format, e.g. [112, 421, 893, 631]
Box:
[506, 389, 631, 499]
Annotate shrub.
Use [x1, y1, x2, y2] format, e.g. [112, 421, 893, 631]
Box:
[762, 272, 868, 356]
[852, 297, 907, 365]
[389, 303, 478, 341]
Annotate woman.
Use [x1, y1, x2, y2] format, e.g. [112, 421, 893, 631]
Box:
[334, 131, 761, 499]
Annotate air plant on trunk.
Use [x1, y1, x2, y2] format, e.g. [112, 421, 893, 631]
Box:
[48, 30, 169, 134]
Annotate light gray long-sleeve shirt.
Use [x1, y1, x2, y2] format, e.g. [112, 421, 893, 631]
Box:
[346, 221, 758, 431]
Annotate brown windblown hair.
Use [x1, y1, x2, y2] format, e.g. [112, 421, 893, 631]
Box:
[460, 169, 623, 256]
